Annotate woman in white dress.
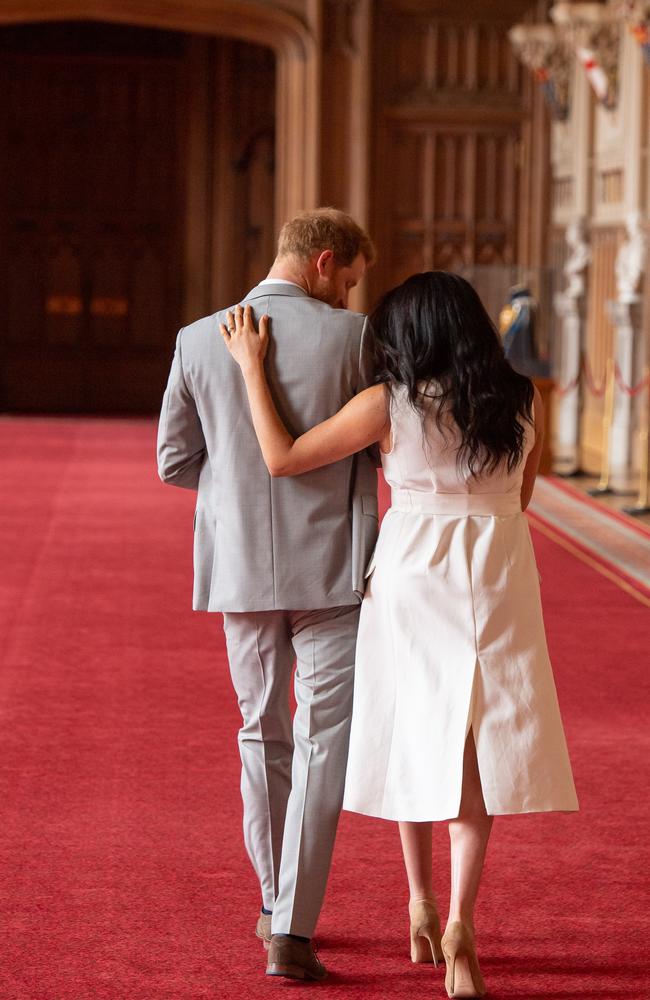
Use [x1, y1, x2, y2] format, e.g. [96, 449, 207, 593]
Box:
[221, 271, 578, 999]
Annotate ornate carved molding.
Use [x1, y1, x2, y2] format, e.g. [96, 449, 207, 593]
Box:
[384, 87, 524, 113]
[553, 176, 574, 210]
[508, 23, 572, 120]
[551, 2, 621, 110]
[616, 0, 650, 63]
[563, 215, 591, 299]
[615, 210, 647, 303]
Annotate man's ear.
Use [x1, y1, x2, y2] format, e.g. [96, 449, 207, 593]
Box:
[315, 249, 334, 276]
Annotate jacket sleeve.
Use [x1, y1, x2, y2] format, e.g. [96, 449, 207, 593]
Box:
[356, 316, 376, 393]
[157, 329, 206, 490]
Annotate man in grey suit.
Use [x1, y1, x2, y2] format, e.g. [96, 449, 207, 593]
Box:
[157, 208, 378, 981]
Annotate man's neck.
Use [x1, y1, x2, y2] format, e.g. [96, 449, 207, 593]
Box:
[266, 258, 310, 294]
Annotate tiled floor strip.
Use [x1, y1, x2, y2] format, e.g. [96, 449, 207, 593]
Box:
[529, 477, 650, 594]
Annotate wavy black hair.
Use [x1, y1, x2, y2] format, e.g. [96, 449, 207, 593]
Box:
[370, 271, 534, 476]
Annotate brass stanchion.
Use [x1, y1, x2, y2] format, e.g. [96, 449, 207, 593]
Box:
[623, 366, 650, 516]
[588, 357, 616, 497]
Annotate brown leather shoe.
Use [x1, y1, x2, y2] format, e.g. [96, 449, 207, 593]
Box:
[255, 912, 272, 950]
[266, 935, 327, 981]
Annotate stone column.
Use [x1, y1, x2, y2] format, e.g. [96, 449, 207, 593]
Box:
[553, 216, 590, 471]
[554, 292, 585, 466]
[609, 211, 647, 476]
[608, 298, 642, 475]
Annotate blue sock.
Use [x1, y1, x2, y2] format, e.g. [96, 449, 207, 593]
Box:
[261, 906, 273, 916]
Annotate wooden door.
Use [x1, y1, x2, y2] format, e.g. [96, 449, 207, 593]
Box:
[0, 23, 184, 413]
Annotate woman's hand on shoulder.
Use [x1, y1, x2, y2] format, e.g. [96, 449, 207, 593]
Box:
[220, 303, 269, 374]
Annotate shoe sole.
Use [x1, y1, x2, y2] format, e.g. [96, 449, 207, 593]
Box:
[266, 964, 327, 982]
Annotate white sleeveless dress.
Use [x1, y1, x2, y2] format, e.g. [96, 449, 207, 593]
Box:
[342, 385, 578, 822]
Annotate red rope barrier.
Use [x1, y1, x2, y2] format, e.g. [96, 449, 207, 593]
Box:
[582, 356, 607, 398]
[554, 372, 581, 397]
[550, 357, 649, 399]
[614, 364, 650, 397]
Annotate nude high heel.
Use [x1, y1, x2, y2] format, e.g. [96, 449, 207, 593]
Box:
[441, 922, 486, 998]
[408, 899, 444, 966]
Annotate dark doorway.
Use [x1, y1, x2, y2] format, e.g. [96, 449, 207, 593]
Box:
[0, 22, 187, 413]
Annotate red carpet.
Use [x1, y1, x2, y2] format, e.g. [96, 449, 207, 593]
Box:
[1, 417, 648, 999]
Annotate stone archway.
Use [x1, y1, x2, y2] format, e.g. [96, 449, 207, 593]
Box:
[0, 0, 319, 227]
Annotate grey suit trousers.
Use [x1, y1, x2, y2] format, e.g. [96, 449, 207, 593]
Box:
[222, 604, 359, 938]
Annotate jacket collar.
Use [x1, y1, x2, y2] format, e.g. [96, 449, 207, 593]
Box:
[243, 282, 309, 301]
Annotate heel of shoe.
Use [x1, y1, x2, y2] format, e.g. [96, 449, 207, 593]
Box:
[266, 961, 306, 980]
[441, 922, 486, 998]
[408, 899, 443, 967]
[445, 954, 484, 998]
[410, 927, 440, 966]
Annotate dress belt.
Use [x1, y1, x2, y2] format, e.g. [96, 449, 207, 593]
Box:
[390, 488, 522, 517]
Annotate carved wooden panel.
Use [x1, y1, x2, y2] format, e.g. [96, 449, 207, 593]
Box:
[637, 69, 650, 378]
[372, 2, 531, 301]
[378, 11, 522, 102]
[548, 226, 569, 293]
[552, 176, 574, 211]
[378, 122, 520, 292]
[597, 169, 624, 206]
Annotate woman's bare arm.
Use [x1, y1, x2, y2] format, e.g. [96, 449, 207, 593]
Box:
[221, 304, 390, 476]
[520, 386, 544, 510]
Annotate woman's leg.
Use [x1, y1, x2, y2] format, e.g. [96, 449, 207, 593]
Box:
[447, 729, 493, 930]
[399, 820, 443, 964]
[399, 821, 433, 901]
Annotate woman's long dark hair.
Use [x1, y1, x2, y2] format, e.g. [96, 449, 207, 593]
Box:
[371, 271, 534, 476]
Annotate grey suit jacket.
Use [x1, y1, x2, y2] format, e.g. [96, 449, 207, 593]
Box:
[157, 282, 379, 612]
